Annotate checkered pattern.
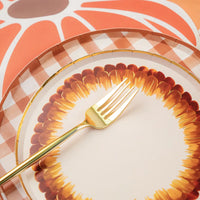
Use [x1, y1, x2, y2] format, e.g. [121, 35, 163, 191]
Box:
[1, 29, 200, 199]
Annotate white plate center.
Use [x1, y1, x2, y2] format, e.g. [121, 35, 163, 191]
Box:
[59, 90, 187, 200]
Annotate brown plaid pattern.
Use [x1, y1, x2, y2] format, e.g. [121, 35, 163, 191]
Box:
[0, 29, 200, 199]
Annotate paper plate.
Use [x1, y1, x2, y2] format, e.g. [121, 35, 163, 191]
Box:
[16, 50, 200, 200]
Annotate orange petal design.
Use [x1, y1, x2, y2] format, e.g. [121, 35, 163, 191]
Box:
[178, 109, 197, 128]
[182, 157, 200, 169]
[184, 121, 200, 133]
[43, 163, 62, 181]
[171, 178, 195, 194]
[0, 1, 3, 9]
[96, 71, 111, 89]
[184, 133, 200, 142]
[94, 66, 104, 76]
[173, 99, 189, 117]
[164, 90, 181, 109]
[53, 98, 75, 111]
[145, 197, 153, 200]
[38, 180, 49, 193]
[164, 77, 175, 88]
[187, 190, 199, 199]
[187, 144, 200, 152]
[147, 69, 157, 76]
[72, 73, 82, 82]
[116, 63, 126, 78]
[61, 16, 90, 40]
[39, 156, 58, 169]
[46, 107, 66, 121]
[109, 69, 122, 85]
[182, 92, 192, 103]
[70, 80, 89, 98]
[58, 182, 75, 199]
[43, 120, 63, 130]
[30, 144, 42, 156]
[190, 101, 199, 111]
[31, 133, 40, 144]
[82, 73, 97, 91]
[155, 81, 171, 99]
[104, 64, 115, 73]
[42, 103, 53, 113]
[62, 87, 78, 102]
[156, 189, 171, 200]
[123, 69, 135, 87]
[74, 194, 84, 200]
[138, 66, 148, 72]
[153, 191, 162, 200]
[127, 64, 138, 73]
[38, 112, 48, 122]
[172, 85, 184, 94]
[134, 71, 147, 88]
[34, 122, 45, 133]
[0, 23, 21, 66]
[154, 71, 165, 82]
[49, 93, 62, 103]
[142, 75, 158, 96]
[49, 176, 65, 193]
[179, 169, 200, 180]
[38, 131, 55, 145]
[167, 188, 184, 200]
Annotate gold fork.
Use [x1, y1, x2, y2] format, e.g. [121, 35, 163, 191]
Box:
[0, 79, 138, 186]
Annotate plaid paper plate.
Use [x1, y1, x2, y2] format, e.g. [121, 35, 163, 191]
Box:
[1, 28, 200, 200]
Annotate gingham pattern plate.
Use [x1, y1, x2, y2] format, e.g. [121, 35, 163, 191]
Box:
[1, 28, 200, 200]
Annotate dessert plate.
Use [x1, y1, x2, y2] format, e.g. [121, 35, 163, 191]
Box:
[16, 50, 200, 200]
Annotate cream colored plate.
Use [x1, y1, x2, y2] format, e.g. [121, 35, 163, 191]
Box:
[16, 50, 200, 200]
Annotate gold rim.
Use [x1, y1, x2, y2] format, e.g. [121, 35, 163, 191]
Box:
[16, 49, 200, 199]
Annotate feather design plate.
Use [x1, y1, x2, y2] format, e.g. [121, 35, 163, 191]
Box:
[16, 50, 200, 200]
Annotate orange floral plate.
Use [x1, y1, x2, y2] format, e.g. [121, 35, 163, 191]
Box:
[16, 49, 200, 200]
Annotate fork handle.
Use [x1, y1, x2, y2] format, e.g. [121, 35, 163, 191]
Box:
[0, 121, 89, 186]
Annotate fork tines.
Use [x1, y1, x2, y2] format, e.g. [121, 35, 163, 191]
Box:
[96, 78, 138, 121]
